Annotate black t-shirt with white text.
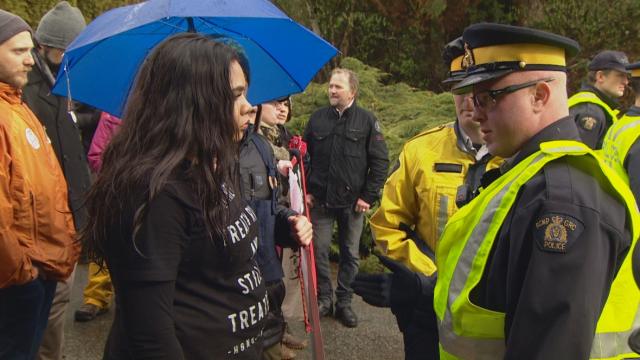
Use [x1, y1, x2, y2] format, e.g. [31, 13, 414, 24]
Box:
[103, 170, 266, 359]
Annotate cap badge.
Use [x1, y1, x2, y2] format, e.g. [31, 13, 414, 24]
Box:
[461, 43, 475, 70]
[580, 116, 597, 131]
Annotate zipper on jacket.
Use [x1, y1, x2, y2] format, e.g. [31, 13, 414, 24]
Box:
[30, 191, 38, 244]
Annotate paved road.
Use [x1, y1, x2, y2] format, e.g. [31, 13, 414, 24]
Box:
[63, 264, 404, 359]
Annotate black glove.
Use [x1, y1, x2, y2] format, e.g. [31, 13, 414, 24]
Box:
[352, 271, 393, 307]
[353, 254, 436, 310]
[379, 254, 436, 310]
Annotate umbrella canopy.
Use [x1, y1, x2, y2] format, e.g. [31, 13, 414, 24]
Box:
[52, 0, 338, 117]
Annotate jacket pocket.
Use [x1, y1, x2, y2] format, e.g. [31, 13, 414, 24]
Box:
[310, 132, 331, 165]
[344, 129, 365, 157]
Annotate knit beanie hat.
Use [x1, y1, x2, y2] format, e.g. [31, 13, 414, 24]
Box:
[0, 10, 32, 46]
[36, 1, 86, 50]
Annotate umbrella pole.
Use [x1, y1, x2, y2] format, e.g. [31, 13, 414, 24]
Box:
[187, 17, 195, 32]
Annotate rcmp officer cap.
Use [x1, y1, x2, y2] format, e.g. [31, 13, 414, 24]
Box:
[442, 37, 465, 83]
[588, 50, 630, 74]
[627, 61, 640, 79]
[452, 23, 580, 94]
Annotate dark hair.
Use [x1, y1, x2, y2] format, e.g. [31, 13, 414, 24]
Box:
[82, 33, 248, 263]
[587, 69, 613, 85]
[278, 97, 292, 123]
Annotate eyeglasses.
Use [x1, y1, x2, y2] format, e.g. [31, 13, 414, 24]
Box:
[472, 77, 555, 109]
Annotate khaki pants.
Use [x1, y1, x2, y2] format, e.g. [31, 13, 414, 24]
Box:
[36, 267, 75, 360]
[83, 262, 113, 308]
[281, 248, 304, 322]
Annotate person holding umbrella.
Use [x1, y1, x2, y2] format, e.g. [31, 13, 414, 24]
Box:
[82, 33, 311, 359]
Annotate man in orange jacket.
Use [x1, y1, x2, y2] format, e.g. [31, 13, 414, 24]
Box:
[0, 10, 79, 359]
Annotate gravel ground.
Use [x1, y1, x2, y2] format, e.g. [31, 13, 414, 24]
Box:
[63, 263, 404, 360]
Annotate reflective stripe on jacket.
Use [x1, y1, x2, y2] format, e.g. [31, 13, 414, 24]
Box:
[0, 82, 78, 287]
[433, 140, 640, 360]
[602, 114, 640, 185]
[371, 123, 501, 275]
[569, 91, 620, 123]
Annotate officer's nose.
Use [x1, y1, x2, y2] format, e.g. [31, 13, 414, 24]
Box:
[471, 96, 486, 123]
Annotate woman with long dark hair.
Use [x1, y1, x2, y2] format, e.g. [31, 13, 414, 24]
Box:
[81, 33, 296, 359]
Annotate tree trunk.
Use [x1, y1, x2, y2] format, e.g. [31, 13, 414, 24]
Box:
[303, 0, 323, 36]
[339, 0, 357, 57]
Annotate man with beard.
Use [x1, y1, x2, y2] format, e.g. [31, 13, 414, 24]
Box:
[303, 68, 389, 328]
[22, 2, 98, 359]
[0, 9, 78, 359]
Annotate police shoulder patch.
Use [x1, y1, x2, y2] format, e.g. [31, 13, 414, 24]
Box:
[534, 213, 583, 254]
[579, 116, 597, 131]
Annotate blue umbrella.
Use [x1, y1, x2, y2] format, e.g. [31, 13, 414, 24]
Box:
[52, 0, 338, 117]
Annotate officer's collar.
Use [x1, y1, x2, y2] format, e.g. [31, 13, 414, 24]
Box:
[581, 83, 621, 110]
[454, 120, 490, 161]
[501, 116, 581, 173]
[627, 105, 640, 117]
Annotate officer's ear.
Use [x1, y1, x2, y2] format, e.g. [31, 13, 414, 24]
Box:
[531, 80, 551, 113]
[594, 70, 612, 85]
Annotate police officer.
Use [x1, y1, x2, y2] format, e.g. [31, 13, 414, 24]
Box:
[602, 61, 640, 201]
[352, 37, 502, 360]
[435, 23, 639, 359]
[303, 68, 389, 328]
[602, 64, 640, 350]
[569, 50, 630, 149]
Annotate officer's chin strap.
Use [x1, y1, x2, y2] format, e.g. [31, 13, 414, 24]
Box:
[63, 59, 77, 124]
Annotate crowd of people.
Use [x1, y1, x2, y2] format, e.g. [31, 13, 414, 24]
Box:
[0, 1, 640, 360]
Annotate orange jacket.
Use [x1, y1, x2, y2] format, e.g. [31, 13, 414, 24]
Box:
[0, 82, 78, 288]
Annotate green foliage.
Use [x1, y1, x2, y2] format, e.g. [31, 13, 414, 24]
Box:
[6, 0, 640, 96]
[526, 0, 640, 94]
[273, 0, 640, 96]
[358, 254, 386, 273]
[0, 0, 140, 28]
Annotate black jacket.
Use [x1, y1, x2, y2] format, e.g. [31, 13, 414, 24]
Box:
[238, 129, 298, 348]
[22, 51, 96, 230]
[472, 117, 633, 359]
[303, 102, 389, 208]
[238, 129, 298, 279]
[569, 84, 621, 149]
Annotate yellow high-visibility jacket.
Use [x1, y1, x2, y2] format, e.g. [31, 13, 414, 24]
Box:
[371, 122, 502, 274]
